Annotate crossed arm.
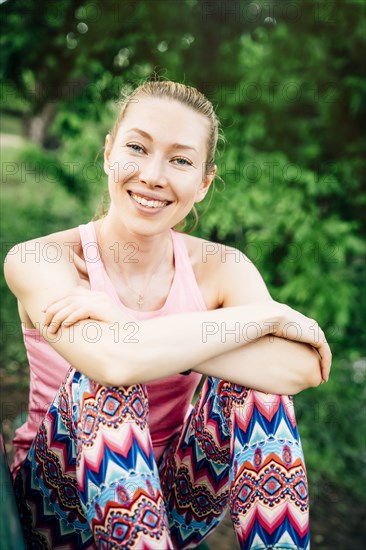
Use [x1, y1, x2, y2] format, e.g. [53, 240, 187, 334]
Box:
[4, 237, 331, 394]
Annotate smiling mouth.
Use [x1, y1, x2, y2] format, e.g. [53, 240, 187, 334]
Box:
[128, 191, 172, 209]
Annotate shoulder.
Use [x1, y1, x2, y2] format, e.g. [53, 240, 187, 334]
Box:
[4, 226, 84, 296]
[180, 232, 234, 272]
[180, 233, 271, 307]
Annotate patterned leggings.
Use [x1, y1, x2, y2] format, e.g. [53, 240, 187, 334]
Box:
[14, 369, 310, 549]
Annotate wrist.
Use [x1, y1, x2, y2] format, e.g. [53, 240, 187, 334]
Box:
[242, 301, 282, 341]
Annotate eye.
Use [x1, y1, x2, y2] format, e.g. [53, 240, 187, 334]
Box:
[126, 143, 145, 153]
[172, 157, 193, 166]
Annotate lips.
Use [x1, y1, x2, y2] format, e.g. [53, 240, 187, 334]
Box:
[128, 191, 172, 209]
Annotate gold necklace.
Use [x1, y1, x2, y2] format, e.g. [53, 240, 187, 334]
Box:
[123, 271, 156, 308]
[123, 243, 174, 309]
[120, 238, 172, 309]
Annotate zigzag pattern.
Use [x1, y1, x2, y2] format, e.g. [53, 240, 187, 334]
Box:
[72, 375, 173, 548]
[159, 377, 310, 549]
[14, 370, 95, 548]
[15, 371, 309, 549]
[15, 370, 174, 548]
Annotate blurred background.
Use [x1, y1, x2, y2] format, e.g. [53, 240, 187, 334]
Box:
[0, 0, 365, 548]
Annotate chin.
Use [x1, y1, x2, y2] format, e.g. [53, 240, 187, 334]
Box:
[121, 219, 167, 238]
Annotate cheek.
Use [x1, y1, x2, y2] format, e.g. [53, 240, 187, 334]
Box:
[179, 182, 202, 207]
[108, 159, 139, 185]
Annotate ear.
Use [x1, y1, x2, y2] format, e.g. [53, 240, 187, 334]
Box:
[195, 164, 217, 203]
[104, 134, 112, 176]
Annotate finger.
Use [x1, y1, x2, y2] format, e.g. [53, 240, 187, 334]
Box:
[321, 345, 332, 382]
[53, 303, 106, 329]
[42, 293, 74, 312]
[307, 325, 326, 351]
[42, 286, 89, 312]
[43, 298, 74, 326]
[43, 291, 91, 324]
[315, 339, 332, 382]
[298, 323, 332, 381]
[45, 305, 79, 333]
[61, 308, 95, 326]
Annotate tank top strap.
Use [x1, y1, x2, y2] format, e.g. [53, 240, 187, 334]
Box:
[78, 222, 106, 291]
[170, 229, 196, 277]
[170, 229, 207, 311]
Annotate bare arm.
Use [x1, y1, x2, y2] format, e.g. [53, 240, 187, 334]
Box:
[39, 287, 323, 393]
[192, 244, 325, 392]
[2, 239, 283, 385]
[4, 238, 330, 387]
[196, 336, 321, 394]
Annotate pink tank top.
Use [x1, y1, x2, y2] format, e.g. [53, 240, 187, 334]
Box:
[11, 222, 206, 477]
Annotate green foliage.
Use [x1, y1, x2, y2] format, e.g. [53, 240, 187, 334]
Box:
[0, 145, 92, 370]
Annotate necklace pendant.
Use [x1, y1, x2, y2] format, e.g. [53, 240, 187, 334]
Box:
[137, 294, 144, 307]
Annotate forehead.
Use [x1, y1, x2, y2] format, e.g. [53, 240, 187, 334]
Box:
[117, 96, 209, 153]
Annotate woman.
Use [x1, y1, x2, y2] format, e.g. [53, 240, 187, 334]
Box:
[5, 80, 331, 549]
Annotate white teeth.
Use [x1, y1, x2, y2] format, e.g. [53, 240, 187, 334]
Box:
[130, 193, 168, 209]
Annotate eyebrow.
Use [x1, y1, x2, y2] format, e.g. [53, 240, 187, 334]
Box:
[125, 128, 199, 153]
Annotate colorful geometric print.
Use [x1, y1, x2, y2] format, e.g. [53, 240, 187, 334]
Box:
[14, 370, 310, 549]
[75, 375, 172, 549]
[159, 377, 309, 549]
[13, 368, 95, 549]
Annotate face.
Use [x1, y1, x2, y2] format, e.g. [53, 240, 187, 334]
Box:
[104, 96, 216, 236]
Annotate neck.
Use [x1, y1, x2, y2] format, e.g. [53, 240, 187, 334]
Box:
[94, 214, 174, 278]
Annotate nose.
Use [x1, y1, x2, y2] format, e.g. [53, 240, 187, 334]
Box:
[139, 155, 168, 188]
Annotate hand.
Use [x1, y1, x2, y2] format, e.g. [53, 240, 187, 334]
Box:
[269, 301, 332, 383]
[42, 286, 122, 334]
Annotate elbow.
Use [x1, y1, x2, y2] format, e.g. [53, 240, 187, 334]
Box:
[99, 365, 131, 388]
[100, 355, 130, 388]
[99, 367, 125, 388]
[100, 345, 148, 388]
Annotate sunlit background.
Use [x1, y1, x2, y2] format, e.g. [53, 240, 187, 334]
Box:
[1, 1, 365, 548]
